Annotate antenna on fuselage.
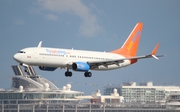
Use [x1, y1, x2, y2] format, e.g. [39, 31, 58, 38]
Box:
[37, 41, 42, 48]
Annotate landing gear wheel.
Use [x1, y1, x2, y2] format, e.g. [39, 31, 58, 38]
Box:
[84, 72, 88, 77]
[84, 72, 92, 77]
[88, 72, 92, 77]
[65, 71, 72, 77]
[69, 72, 72, 77]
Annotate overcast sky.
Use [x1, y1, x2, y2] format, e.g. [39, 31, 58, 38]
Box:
[0, 0, 180, 95]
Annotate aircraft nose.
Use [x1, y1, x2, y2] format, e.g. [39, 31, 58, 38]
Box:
[13, 53, 21, 62]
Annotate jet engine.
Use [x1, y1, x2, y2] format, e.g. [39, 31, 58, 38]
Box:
[72, 62, 90, 71]
[39, 66, 57, 71]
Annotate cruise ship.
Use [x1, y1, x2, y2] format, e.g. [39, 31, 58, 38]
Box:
[0, 65, 180, 112]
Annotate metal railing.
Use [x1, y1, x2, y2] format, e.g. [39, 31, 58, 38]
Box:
[0, 103, 178, 112]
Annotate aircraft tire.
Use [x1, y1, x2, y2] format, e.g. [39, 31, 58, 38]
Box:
[84, 72, 92, 77]
[69, 72, 72, 77]
[84, 72, 87, 77]
[65, 72, 68, 77]
[65, 71, 72, 77]
[88, 72, 92, 77]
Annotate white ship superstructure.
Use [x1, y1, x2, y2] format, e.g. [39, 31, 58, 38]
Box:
[0, 65, 83, 105]
[0, 65, 180, 111]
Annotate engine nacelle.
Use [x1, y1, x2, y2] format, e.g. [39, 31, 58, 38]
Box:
[72, 62, 90, 71]
[39, 66, 57, 71]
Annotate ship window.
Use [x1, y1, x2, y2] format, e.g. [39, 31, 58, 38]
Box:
[66, 94, 74, 98]
[0, 93, 3, 99]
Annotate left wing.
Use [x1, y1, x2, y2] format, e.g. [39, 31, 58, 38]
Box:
[88, 43, 165, 69]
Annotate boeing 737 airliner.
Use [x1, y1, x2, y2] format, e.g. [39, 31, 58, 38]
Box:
[13, 22, 164, 77]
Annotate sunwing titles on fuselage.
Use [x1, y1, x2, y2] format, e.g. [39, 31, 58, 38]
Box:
[13, 22, 164, 77]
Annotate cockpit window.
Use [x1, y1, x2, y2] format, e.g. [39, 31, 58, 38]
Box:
[18, 51, 26, 53]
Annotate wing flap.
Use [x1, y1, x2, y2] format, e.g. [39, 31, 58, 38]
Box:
[88, 54, 164, 69]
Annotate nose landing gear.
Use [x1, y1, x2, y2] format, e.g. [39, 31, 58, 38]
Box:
[65, 71, 72, 77]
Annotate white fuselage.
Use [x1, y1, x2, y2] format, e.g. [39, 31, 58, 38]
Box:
[14, 47, 131, 70]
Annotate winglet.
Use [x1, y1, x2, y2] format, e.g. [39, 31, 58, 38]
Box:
[151, 43, 160, 60]
[37, 41, 42, 48]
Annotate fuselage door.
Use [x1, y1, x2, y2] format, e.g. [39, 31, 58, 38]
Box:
[34, 51, 38, 59]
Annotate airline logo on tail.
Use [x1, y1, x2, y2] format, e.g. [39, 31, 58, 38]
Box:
[127, 30, 141, 51]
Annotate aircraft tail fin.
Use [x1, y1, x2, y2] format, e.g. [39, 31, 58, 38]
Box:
[111, 22, 143, 56]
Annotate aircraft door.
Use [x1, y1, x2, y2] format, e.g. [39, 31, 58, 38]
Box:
[34, 51, 38, 59]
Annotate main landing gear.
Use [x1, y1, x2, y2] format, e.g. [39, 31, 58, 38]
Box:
[64, 70, 92, 77]
[84, 71, 92, 77]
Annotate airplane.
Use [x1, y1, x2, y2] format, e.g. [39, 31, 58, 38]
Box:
[13, 22, 164, 77]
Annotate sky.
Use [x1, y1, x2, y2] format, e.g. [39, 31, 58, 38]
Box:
[0, 0, 180, 95]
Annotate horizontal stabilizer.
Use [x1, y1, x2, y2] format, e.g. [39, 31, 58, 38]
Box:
[150, 43, 161, 60]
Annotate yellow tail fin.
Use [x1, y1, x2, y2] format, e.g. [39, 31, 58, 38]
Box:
[111, 22, 143, 57]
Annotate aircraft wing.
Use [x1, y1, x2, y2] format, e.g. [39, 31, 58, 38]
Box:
[88, 43, 165, 69]
[88, 54, 164, 69]
[87, 60, 124, 69]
